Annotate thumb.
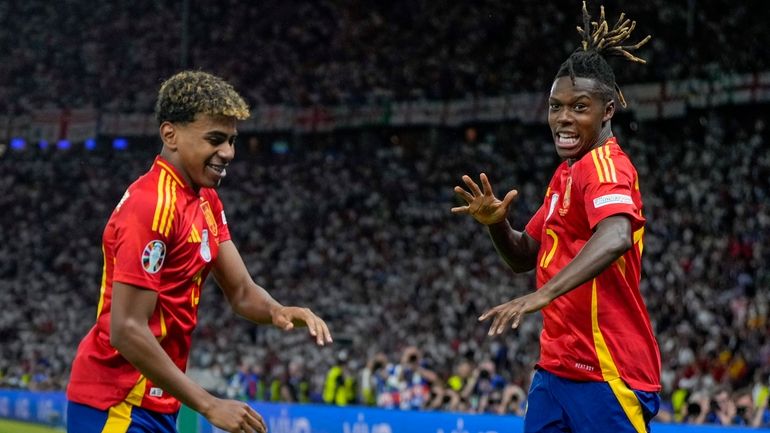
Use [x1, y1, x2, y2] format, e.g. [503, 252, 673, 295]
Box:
[501, 189, 518, 208]
[273, 314, 293, 330]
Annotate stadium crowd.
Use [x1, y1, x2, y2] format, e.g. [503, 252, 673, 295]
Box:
[1, 104, 768, 426]
[1, 0, 767, 113]
[1, 0, 770, 427]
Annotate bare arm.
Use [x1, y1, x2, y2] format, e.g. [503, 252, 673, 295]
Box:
[212, 240, 332, 345]
[453, 173, 539, 272]
[480, 215, 633, 334]
[110, 282, 266, 432]
[487, 220, 540, 272]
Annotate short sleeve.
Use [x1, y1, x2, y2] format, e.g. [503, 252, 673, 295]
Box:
[111, 188, 170, 291]
[579, 150, 645, 231]
[525, 204, 546, 243]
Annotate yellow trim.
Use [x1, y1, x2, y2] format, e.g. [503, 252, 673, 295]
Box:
[590, 149, 605, 183]
[592, 279, 647, 433]
[188, 225, 200, 243]
[100, 401, 133, 433]
[156, 160, 184, 186]
[616, 256, 626, 276]
[158, 175, 172, 234]
[634, 227, 645, 255]
[151, 170, 166, 231]
[124, 375, 147, 407]
[539, 229, 558, 269]
[604, 146, 618, 183]
[163, 179, 178, 236]
[598, 146, 613, 183]
[158, 308, 167, 341]
[607, 378, 648, 433]
[95, 245, 108, 319]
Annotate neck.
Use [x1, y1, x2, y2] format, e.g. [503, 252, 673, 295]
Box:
[159, 147, 198, 192]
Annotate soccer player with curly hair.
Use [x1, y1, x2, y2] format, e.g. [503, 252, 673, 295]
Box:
[67, 71, 332, 433]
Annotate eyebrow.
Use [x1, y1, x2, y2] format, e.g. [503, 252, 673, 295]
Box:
[549, 93, 593, 103]
[204, 131, 237, 140]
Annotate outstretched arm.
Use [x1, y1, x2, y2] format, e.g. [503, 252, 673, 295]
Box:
[452, 173, 539, 272]
[212, 240, 332, 346]
[480, 215, 632, 335]
[111, 282, 266, 433]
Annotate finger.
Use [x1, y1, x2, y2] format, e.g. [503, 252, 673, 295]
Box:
[319, 318, 333, 343]
[450, 206, 470, 214]
[454, 186, 474, 204]
[462, 175, 483, 197]
[245, 410, 266, 433]
[497, 310, 518, 334]
[501, 189, 519, 208]
[478, 308, 495, 322]
[512, 311, 524, 329]
[480, 173, 493, 196]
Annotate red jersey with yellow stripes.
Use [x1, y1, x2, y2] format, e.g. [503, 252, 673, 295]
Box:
[67, 156, 231, 413]
[525, 137, 661, 392]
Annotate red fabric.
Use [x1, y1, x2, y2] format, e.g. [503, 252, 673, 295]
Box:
[525, 138, 661, 392]
[67, 156, 231, 412]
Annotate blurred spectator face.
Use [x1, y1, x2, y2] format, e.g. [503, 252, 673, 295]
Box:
[734, 393, 754, 422]
[547, 76, 613, 161]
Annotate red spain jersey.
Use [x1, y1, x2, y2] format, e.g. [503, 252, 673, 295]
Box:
[67, 156, 231, 413]
[525, 137, 661, 392]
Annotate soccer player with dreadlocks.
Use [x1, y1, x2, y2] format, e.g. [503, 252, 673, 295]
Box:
[453, 3, 660, 431]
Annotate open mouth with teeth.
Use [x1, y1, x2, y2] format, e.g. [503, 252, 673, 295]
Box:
[555, 132, 580, 149]
[206, 163, 227, 178]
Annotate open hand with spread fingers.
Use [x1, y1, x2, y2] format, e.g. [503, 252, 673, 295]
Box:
[478, 290, 553, 336]
[451, 173, 518, 226]
[271, 306, 333, 346]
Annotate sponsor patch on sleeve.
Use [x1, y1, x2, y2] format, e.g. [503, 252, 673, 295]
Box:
[593, 194, 633, 208]
[221, 210, 227, 225]
[141, 240, 166, 274]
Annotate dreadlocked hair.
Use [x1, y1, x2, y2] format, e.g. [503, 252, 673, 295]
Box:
[555, 1, 651, 108]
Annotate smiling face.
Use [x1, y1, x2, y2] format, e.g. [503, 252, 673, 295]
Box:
[160, 113, 238, 191]
[548, 76, 615, 162]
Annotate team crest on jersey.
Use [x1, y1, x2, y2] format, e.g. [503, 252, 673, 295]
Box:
[200, 201, 218, 237]
[558, 175, 573, 216]
[200, 229, 211, 262]
[141, 240, 166, 274]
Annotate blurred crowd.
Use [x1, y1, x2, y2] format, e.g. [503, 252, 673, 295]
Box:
[1, 103, 768, 426]
[1, 0, 768, 113]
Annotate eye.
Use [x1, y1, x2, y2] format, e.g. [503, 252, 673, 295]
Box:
[574, 103, 587, 111]
[549, 103, 561, 111]
[228, 136, 237, 146]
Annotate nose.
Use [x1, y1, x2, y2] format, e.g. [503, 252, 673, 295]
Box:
[218, 142, 235, 162]
[556, 108, 573, 126]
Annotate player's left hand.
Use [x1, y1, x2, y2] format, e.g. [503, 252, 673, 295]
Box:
[478, 291, 552, 335]
[271, 306, 333, 346]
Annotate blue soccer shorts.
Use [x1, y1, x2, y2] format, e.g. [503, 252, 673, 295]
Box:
[67, 400, 178, 433]
[524, 369, 659, 433]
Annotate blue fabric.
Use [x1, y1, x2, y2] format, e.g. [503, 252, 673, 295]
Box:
[524, 369, 659, 433]
[66, 400, 178, 433]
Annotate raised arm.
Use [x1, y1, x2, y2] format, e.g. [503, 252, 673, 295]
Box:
[110, 282, 266, 433]
[212, 240, 332, 346]
[452, 173, 540, 272]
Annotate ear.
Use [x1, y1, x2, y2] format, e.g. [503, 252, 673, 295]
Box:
[159, 121, 178, 150]
[602, 99, 615, 123]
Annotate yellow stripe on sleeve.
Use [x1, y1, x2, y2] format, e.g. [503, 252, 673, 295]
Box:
[162, 179, 178, 236]
[603, 146, 618, 183]
[158, 175, 172, 234]
[590, 149, 606, 183]
[156, 160, 184, 186]
[151, 170, 167, 232]
[597, 146, 613, 183]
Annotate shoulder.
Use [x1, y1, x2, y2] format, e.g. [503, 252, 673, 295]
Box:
[574, 143, 637, 185]
[113, 169, 184, 236]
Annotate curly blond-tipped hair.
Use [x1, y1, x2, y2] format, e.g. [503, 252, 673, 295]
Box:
[155, 71, 250, 124]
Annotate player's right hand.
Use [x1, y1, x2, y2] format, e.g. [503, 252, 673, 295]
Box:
[203, 398, 267, 433]
[451, 173, 518, 226]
